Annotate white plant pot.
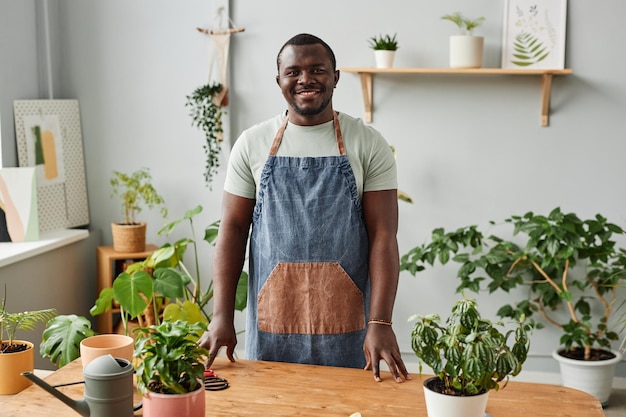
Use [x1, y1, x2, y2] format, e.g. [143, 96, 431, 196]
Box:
[449, 36, 484, 69]
[423, 377, 489, 417]
[374, 50, 396, 69]
[552, 348, 623, 406]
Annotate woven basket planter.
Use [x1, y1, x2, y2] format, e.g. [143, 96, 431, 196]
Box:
[111, 222, 147, 253]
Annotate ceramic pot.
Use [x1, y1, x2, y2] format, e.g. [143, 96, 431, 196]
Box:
[111, 222, 146, 253]
[552, 348, 623, 406]
[423, 377, 489, 417]
[80, 334, 134, 368]
[449, 36, 484, 69]
[142, 383, 205, 417]
[374, 50, 396, 68]
[0, 340, 34, 394]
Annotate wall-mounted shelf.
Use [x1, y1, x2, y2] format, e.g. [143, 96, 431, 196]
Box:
[339, 67, 573, 127]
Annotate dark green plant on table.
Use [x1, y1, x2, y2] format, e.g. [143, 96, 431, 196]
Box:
[441, 12, 485, 35]
[134, 319, 208, 395]
[410, 295, 531, 395]
[110, 167, 167, 225]
[401, 207, 626, 362]
[186, 82, 225, 187]
[368, 33, 399, 51]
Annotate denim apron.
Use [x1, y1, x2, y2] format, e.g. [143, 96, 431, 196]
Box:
[246, 111, 370, 368]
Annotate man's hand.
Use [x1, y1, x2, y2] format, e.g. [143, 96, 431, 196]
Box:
[198, 316, 238, 369]
[363, 324, 410, 382]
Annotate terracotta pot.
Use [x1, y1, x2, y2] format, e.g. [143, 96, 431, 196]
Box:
[422, 377, 489, 417]
[553, 348, 623, 406]
[80, 334, 134, 368]
[0, 340, 34, 394]
[142, 383, 205, 417]
[111, 222, 147, 253]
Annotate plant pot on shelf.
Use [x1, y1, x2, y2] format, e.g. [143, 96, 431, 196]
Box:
[111, 222, 146, 253]
[374, 50, 396, 68]
[449, 35, 484, 68]
[552, 348, 623, 406]
[423, 377, 489, 417]
[0, 340, 34, 394]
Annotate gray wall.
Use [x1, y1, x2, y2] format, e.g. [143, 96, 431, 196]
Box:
[1, 0, 624, 376]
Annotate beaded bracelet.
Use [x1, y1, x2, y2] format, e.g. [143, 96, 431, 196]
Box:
[368, 318, 393, 326]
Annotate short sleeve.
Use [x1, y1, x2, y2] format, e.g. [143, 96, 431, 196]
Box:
[363, 131, 398, 192]
[223, 131, 257, 199]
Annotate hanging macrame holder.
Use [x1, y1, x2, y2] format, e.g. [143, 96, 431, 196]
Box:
[197, 7, 245, 107]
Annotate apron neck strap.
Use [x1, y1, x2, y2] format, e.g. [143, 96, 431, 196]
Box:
[269, 111, 345, 156]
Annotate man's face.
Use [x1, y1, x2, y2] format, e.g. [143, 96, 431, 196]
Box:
[276, 44, 339, 125]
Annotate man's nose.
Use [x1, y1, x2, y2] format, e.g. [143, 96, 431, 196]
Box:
[298, 71, 316, 84]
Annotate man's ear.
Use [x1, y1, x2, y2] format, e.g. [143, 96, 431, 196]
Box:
[334, 70, 340, 87]
[276, 75, 280, 86]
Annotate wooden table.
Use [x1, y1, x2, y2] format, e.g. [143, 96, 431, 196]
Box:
[2, 358, 603, 416]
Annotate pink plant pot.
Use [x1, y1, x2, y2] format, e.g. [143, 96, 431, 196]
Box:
[142, 384, 205, 417]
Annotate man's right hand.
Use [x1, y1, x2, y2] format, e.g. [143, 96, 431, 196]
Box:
[199, 316, 238, 369]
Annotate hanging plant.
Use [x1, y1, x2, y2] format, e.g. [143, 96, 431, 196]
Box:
[185, 82, 224, 187]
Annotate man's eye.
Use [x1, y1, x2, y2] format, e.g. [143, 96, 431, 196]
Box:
[312, 68, 325, 74]
[286, 71, 299, 77]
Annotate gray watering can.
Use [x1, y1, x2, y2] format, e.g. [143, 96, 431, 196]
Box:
[22, 354, 141, 417]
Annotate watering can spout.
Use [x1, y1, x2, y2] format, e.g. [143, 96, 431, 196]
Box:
[21, 372, 91, 417]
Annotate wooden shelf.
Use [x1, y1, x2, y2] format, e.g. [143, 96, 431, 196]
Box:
[339, 67, 573, 126]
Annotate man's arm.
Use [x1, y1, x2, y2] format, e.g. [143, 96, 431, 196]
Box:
[361, 189, 409, 382]
[199, 191, 255, 368]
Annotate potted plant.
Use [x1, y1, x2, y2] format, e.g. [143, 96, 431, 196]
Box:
[92, 205, 247, 335]
[134, 319, 208, 417]
[110, 167, 167, 253]
[186, 82, 225, 188]
[400, 207, 626, 405]
[0, 286, 57, 394]
[367, 33, 399, 69]
[410, 295, 531, 417]
[441, 12, 485, 68]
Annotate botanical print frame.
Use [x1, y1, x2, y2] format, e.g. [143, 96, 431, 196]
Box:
[0, 167, 39, 242]
[14, 100, 89, 232]
[501, 0, 567, 70]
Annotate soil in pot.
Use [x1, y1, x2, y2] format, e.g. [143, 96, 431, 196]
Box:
[1, 341, 30, 353]
[425, 376, 487, 397]
[558, 347, 616, 361]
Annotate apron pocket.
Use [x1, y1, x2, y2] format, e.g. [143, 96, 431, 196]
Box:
[257, 262, 365, 335]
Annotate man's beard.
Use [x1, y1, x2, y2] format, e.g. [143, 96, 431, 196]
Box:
[290, 95, 332, 116]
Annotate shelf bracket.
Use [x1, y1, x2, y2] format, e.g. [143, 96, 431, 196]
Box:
[541, 73, 554, 127]
[358, 72, 373, 123]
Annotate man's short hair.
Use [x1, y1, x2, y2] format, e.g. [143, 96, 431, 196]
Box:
[276, 33, 337, 71]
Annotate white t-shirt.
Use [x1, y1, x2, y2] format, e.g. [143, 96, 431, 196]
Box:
[224, 112, 397, 200]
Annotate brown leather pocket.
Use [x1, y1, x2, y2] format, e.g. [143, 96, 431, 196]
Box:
[257, 262, 365, 334]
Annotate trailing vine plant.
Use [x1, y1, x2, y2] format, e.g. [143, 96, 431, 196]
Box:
[186, 82, 225, 187]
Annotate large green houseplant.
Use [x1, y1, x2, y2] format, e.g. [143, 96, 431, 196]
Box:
[110, 167, 167, 252]
[401, 207, 626, 404]
[410, 296, 531, 417]
[0, 286, 57, 394]
[134, 319, 208, 417]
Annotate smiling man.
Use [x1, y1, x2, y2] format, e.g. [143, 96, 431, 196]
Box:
[199, 33, 409, 383]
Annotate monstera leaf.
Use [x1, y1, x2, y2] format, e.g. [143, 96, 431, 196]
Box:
[40, 315, 95, 367]
[510, 32, 550, 67]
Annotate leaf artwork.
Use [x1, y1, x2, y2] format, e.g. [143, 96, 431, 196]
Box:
[511, 32, 550, 67]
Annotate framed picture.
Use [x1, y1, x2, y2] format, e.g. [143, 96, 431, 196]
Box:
[14, 100, 89, 232]
[501, 0, 567, 69]
[0, 167, 39, 242]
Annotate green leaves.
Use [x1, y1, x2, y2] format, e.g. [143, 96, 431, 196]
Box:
[40, 315, 95, 367]
[410, 296, 531, 395]
[0, 291, 57, 346]
[441, 12, 485, 36]
[401, 207, 626, 357]
[186, 83, 224, 188]
[510, 32, 549, 67]
[134, 320, 208, 395]
[368, 33, 398, 51]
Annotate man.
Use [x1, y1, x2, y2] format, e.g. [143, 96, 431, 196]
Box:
[199, 33, 409, 383]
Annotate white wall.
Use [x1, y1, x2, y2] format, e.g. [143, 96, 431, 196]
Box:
[1, 0, 624, 376]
